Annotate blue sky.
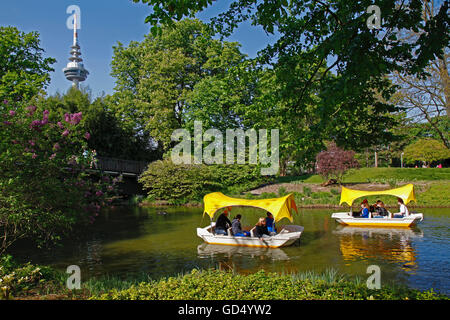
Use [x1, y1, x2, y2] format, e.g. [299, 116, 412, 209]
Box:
[0, 0, 278, 98]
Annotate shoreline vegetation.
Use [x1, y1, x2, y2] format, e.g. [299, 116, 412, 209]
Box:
[138, 168, 450, 208]
[0, 257, 447, 300]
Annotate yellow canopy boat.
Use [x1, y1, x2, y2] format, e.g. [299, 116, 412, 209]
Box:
[331, 184, 423, 227]
[197, 192, 304, 248]
[203, 192, 298, 222]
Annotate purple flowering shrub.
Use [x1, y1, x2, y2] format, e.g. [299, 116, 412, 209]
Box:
[0, 100, 121, 253]
[315, 142, 359, 183]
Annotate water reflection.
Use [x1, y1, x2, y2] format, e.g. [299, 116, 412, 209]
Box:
[197, 243, 292, 274]
[84, 240, 104, 273]
[197, 243, 290, 261]
[9, 207, 449, 294]
[334, 226, 423, 271]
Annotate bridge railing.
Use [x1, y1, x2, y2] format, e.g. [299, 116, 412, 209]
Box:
[96, 157, 149, 175]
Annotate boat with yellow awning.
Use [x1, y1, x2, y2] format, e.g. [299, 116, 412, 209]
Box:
[197, 192, 304, 248]
[331, 184, 423, 227]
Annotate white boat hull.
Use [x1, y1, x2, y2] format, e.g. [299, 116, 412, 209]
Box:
[197, 223, 304, 248]
[331, 212, 423, 227]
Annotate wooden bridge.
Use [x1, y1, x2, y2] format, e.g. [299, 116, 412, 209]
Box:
[96, 157, 149, 177]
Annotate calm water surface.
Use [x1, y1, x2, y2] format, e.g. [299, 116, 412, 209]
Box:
[12, 206, 450, 294]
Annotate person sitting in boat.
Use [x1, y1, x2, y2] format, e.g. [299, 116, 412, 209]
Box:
[353, 199, 368, 217]
[393, 198, 409, 218]
[254, 217, 271, 238]
[232, 214, 250, 237]
[215, 207, 232, 235]
[361, 202, 370, 218]
[265, 212, 277, 234]
[374, 200, 389, 217]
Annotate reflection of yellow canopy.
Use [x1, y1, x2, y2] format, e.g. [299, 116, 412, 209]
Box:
[203, 192, 298, 222]
[339, 184, 416, 206]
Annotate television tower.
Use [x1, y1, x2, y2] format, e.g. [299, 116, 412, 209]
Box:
[63, 14, 89, 89]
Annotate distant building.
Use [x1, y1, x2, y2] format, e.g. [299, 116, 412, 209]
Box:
[63, 14, 88, 89]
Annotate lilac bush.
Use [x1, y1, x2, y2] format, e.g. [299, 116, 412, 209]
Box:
[0, 100, 120, 253]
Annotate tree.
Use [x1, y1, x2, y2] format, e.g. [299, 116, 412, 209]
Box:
[391, 0, 449, 148]
[316, 142, 360, 183]
[0, 27, 55, 103]
[134, 0, 449, 114]
[109, 19, 246, 151]
[403, 138, 450, 166]
[132, 0, 449, 165]
[230, 59, 326, 174]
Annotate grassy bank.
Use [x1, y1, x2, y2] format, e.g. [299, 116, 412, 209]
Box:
[246, 181, 450, 207]
[277, 167, 450, 184]
[1, 257, 447, 300]
[250, 168, 450, 207]
[140, 168, 450, 207]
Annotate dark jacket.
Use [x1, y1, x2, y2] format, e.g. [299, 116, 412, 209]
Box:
[216, 214, 231, 230]
[254, 225, 270, 238]
[375, 206, 389, 216]
[231, 218, 243, 235]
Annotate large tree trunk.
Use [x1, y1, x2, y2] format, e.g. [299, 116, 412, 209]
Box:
[438, 56, 450, 118]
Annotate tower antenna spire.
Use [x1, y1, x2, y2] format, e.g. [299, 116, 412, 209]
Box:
[63, 13, 89, 89]
[73, 13, 78, 46]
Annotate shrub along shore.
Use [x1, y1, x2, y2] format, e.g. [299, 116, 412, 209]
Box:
[138, 167, 450, 208]
[139, 180, 450, 208]
[0, 256, 447, 300]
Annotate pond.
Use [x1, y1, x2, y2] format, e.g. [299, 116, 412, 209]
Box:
[11, 206, 450, 294]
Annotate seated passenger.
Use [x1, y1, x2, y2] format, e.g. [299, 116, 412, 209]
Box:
[254, 217, 271, 238]
[231, 214, 250, 237]
[215, 208, 232, 235]
[374, 200, 389, 217]
[393, 198, 409, 218]
[265, 212, 277, 234]
[361, 202, 370, 218]
[353, 199, 368, 217]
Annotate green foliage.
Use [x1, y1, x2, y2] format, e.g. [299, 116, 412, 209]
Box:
[92, 269, 447, 300]
[208, 164, 268, 195]
[2, 261, 445, 300]
[277, 186, 287, 196]
[289, 167, 450, 185]
[260, 192, 278, 198]
[303, 186, 312, 197]
[403, 138, 450, 165]
[0, 255, 61, 300]
[139, 159, 217, 204]
[330, 188, 340, 195]
[311, 191, 332, 200]
[110, 19, 246, 151]
[134, 0, 449, 158]
[0, 101, 119, 253]
[0, 26, 55, 103]
[139, 159, 267, 204]
[416, 181, 450, 206]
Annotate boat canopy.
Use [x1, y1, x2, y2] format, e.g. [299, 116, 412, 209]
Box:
[339, 183, 416, 206]
[203, 192, 298, 222]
